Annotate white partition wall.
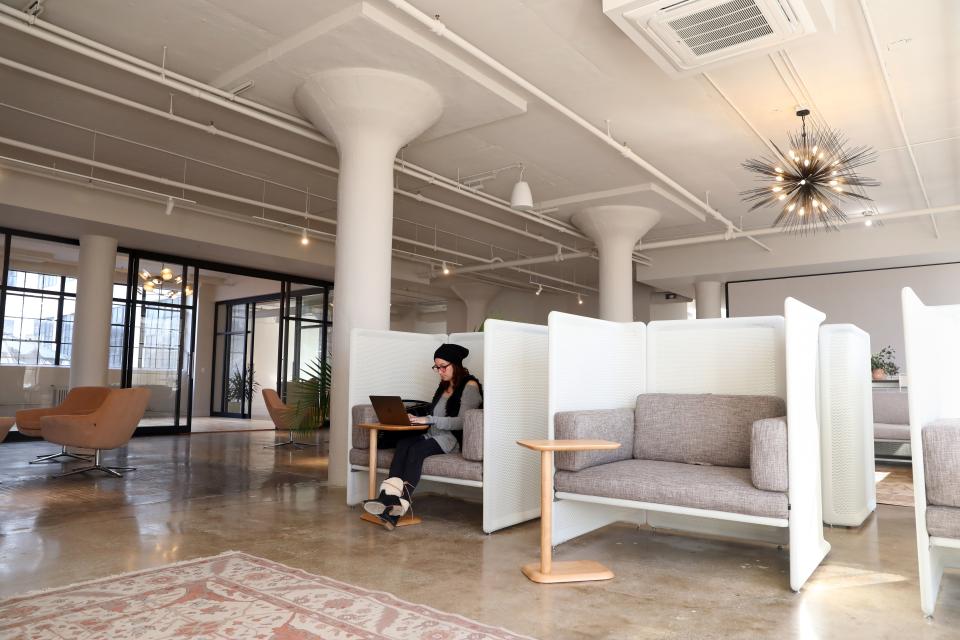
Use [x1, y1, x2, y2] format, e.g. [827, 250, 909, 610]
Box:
[482, 320, 548, 532]
[784, 297, 831, 591]
[647, 316, 785, 398]
[819, 324, 876, 527]
[347, 329, 446, 505]
[449, 332, 485, 379]
[547, 312, 646, 436]
[902, 288, 960, 615]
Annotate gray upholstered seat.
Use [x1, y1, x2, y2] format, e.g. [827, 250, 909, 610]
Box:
[873, 391, 909, 442]
[348, 448, 482, 482]
[555, 458, 789, 519]
[926, 507, 960, 539]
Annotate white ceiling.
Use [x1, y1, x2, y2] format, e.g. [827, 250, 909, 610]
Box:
[0, 0, 957, 296]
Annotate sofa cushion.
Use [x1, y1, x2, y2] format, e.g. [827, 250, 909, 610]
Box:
[634, 394, 787, 468]
[875, 423, 910, 442]
[351, 405, 379, 449]
[555, 409, 634, 472]
[462, 409, 484, 462]
[927, 506, 960, 539]
[349, 448, 482, 483]
[922, 420, 960, 508]
[751, 417, 789, 492]
[555, 459, 788, 519]
[873, 391, 909, 425]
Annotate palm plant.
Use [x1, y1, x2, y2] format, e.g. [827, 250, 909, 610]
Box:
[227, 366, 260, 405]
[286, 356, 332, 437]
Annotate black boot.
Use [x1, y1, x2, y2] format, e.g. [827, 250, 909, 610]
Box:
[362, 490, 389, 516]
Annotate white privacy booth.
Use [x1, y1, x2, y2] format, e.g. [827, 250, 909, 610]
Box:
[547, 298, 831, 591]
[818, 324, 876, 527]
[346, 320, 547, 533]
[901, 288, 960, 615]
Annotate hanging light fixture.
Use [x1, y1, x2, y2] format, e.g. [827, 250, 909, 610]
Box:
[441, 261, 450, 276]
[510, 165, 533, 210]
[577, 293, 583, 305]
[535, 283, 542, 296]
[741, 108, 879, 233]
[300, 226, 309, 245]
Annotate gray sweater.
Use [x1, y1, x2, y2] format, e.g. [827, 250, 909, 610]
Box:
[427, 383, 482, 453]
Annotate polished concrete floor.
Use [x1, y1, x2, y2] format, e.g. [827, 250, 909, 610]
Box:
[1, 432, 958, 639]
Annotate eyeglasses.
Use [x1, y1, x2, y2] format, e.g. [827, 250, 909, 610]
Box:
[431, 363, 452, 372]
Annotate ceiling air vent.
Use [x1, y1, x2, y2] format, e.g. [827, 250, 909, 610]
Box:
[603, 0, 835, 76]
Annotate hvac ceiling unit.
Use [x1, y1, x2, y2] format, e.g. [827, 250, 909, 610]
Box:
[603, 0, 836, 76]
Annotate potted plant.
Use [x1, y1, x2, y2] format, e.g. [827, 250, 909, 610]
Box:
[286, 356, 332, 442]
[226, 366, 260, 410]
[870, 346, 899, 381]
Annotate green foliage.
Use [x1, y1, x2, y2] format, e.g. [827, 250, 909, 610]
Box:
[871, 346, 899, 376]
[226, 366, 260, 404]
[286, 356, 332, 435]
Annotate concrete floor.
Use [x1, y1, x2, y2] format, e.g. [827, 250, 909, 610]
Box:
[1, 432, 958, 639]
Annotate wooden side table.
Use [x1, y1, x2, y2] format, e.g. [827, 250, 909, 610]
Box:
[517, 439, 621, 584]
[356, 423, 429, 527]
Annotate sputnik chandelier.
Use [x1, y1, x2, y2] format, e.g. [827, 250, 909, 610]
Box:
[741, 108, 879, 233]
[138, 265, 193, 298]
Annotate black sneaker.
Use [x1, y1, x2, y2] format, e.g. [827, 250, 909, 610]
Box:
[379, 511, 400, 531]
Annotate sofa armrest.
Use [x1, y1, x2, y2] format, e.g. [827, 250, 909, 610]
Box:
[751, 417, 788, 492]
[554, 409, 633, 471]
[923, 419, 960, 507]
[351, 405, 379, 449]
[462, 409, 484, 461]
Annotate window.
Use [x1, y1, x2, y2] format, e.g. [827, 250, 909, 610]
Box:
[1, 270, 75, 366]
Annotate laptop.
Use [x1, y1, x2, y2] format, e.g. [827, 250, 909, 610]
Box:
[369, 396, 433, 427]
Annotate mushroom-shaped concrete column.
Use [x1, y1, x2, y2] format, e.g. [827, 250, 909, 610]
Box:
[572, 206, 661, 322]
[295, 68, 442, 487]
[452, 282, 500, 332]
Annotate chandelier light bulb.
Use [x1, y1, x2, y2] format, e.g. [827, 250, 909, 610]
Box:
[799, 207, 805, 216]
[140, 270, 151, 280]
[812, 145, 818, 153]
[160, 267, 173, 281]
[775, 176, 783, 182]
[865, 219, 873, 227]
[775, 166, 784, 173]
[772, 186, 782, 192]
[803, 158, 810, 166]
[787, 203, 796, 211]
[184, 285, 193, 296]
[175, 275, 183, 284]
[152, 276, 162, 286]
[799, 179, 806, 185]
[778, 195, 786, 201]
[144, 281, 155, 291]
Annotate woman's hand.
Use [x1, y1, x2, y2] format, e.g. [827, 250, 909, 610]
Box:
[407, 414, 428, 425]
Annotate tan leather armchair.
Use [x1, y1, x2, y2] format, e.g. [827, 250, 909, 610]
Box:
[40, 388, 150, 478]
[15, 387, 112, 463]
[0, 417, 13, 443]
[262, 388, 308, 449]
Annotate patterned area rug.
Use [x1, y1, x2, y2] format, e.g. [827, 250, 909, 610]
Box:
[875, 465, 914, 507]
[0, 551, 534, 639]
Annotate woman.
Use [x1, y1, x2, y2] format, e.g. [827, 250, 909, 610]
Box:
[363, 343, 482, 530]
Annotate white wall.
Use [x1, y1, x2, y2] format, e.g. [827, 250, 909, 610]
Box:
[727, 262, 960, 373]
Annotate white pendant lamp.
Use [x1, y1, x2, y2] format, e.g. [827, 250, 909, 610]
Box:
[510, 166, 533, 210]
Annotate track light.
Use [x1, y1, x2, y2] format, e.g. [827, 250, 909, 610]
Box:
[164, 197, 174, 216]
[300, 227, 309, 245]
[441, 261, 450, 275]
[510, 165, 533, 210]
[577, 293, 583, 305]
[535, 284, 542, 296]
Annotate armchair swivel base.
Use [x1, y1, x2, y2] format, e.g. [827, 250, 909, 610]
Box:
[54, 449, 136, 478]
[30, 446, 93, 465]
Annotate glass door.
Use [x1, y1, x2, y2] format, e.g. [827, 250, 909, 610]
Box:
[123, 255, 196, 432]
[212, 301, 253, 418]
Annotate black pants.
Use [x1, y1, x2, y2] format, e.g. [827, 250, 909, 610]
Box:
[387, 435, 443, 491]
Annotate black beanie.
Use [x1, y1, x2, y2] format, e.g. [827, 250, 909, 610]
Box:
[434, 343, 469, 365]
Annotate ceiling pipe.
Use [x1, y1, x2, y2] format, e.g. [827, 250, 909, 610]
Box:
[383, 0, 746, 237]
[0, 13, 590, 247]
[640, 204, 960, 251]
[858, 0, 939, 238]
[443, 250, 593, 276]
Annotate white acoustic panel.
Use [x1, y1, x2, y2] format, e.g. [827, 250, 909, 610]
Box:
[647, 317, 786, 398]
[901, 289, 960, 614]
[784, 297, 831, 591]
[449, 332, 485, 382]
[819, 324, 875, 527]
[548, 312, 646, 437]
[482, 320, 548, 532]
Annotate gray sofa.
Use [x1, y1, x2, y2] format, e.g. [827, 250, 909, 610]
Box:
[922, 420, 960, 539]
[873, 390, 910, 442]
[553, 393, 790, 521]
[348, 405, 484, 483]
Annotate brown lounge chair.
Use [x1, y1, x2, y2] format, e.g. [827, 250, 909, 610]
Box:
[263, 388, 310, 449]
[15, 387, 112, 464]
[40, 388, 150, 478]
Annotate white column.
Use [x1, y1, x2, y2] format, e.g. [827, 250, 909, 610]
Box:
[694, 281, 724, 319]
[451, 282, 500, 332]
[70, 234, 117, 388]
[572, 206, 661, 322]
[445, 298, 467, 334]
[295, 68, 442, 487]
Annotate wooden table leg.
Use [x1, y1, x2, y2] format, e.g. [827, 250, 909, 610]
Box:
[360, 427, 421, 527]
[521, 449, 614, 584]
